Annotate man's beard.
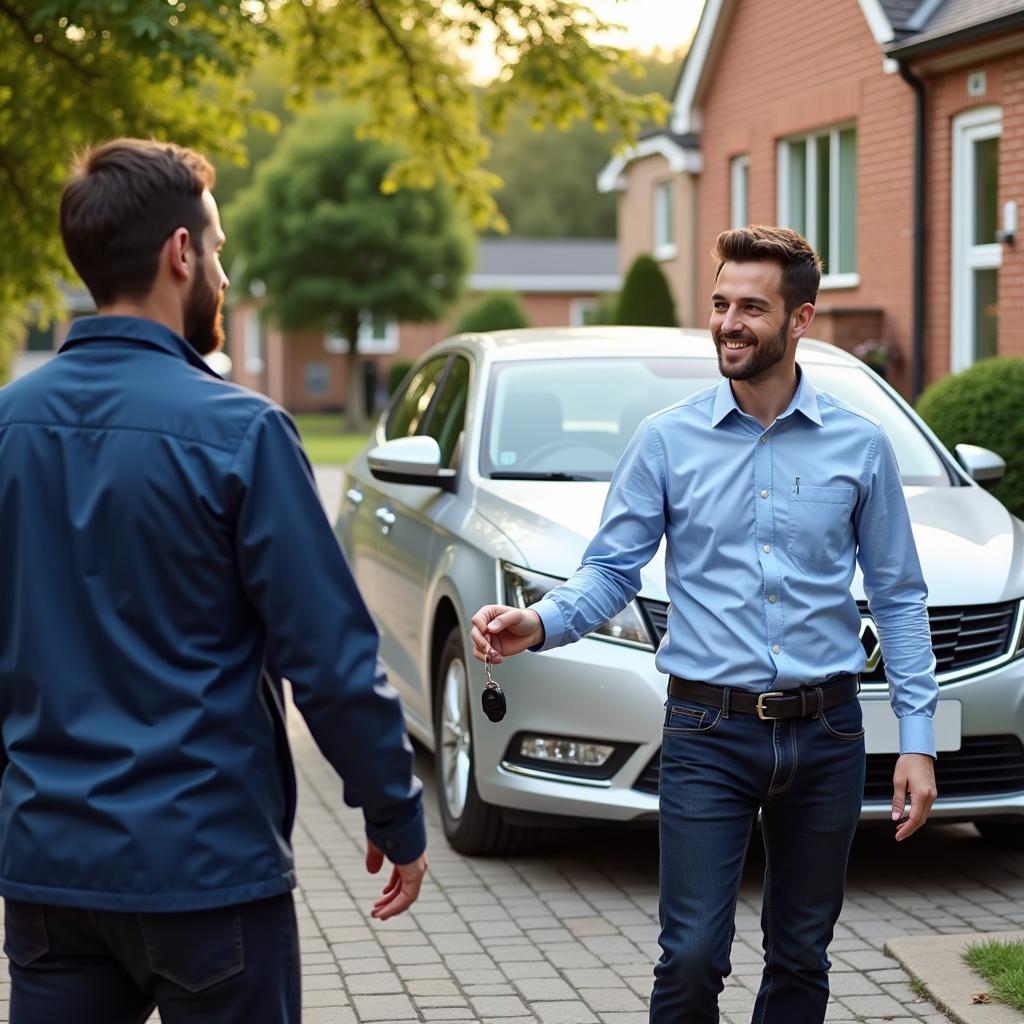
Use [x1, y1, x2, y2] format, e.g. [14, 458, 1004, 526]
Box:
[714, 321, 789, 382]
[183, 270, 224, 357]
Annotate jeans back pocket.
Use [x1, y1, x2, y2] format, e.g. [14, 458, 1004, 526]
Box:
[3, 900, 50, 968]
[139, 904, 245, 992]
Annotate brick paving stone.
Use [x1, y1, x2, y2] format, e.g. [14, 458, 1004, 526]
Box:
[514, 978, 578, 1001]
[530, 1001, 600, 1024]
[469, 996, 531, 1017]
[351, 994, 418, 1020]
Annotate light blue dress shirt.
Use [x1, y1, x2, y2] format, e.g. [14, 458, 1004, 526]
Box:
[532, 368, 939, 757]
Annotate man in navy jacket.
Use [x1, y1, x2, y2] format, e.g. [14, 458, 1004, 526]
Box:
[0, 138, 427, 1022]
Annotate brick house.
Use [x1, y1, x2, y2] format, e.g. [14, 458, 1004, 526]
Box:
[598, 0, 1024, 396]
[227, 237, 619, 414]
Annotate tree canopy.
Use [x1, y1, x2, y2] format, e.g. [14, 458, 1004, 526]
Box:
[228, 106, 473, 428]
[0, 0, 670, 382]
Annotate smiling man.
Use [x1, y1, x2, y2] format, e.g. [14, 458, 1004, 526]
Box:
[471, 225, 938, 1024]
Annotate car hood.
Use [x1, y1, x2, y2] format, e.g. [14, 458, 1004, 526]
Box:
[473, 480, 1024, 606]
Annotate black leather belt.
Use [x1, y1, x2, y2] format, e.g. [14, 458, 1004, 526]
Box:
[668, 674, 860, 721]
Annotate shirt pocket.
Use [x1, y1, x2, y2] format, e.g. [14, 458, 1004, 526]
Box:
[787, 485, 855, 566]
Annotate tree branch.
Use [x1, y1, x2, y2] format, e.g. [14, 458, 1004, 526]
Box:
[0, 1, 101, 79]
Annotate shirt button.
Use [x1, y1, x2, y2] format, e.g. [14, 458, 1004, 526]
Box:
[760, 436, 768, 444]
[768, 594, 777, 603]
[762, 544, 771, 553]
[772, 644, 781, 654]
[760, 489, 769, 498]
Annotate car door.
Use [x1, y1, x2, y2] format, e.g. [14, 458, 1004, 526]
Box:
[362, 354, 468, 726]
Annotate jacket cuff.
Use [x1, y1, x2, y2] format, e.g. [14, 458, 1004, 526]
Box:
[898, 715, 936, 758]
[364, 797, 427, 864]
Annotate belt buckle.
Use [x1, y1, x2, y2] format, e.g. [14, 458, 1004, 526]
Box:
[755, 691, 785, 720]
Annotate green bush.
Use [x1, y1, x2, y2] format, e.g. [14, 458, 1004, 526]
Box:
[915, 356, 1024, 519]
[584, 292, 620, 326]
[454, 292, 529, 334]
[388, 359, 415, 397]
[615, 254, 677, 327]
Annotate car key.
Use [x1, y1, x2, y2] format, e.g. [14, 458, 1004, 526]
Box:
[481, 652, 507, 723]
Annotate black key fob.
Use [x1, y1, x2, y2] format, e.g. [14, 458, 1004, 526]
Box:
[482, 683, 507, 723]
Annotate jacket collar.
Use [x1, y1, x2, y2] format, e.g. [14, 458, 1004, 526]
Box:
[710, 363, 823, 429]
[59, 315, 222, 379]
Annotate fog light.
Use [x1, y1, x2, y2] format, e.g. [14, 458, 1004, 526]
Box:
[518, 735, 614, 767]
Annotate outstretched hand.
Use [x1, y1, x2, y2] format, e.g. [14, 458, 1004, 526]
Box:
[470, 605, 544, 664]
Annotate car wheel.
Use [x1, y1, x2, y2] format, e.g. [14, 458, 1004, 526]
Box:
[433, 627, 530, 856]
[974, 820, 1024, 848]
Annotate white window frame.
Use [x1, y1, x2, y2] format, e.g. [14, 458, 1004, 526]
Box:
[324, 310, 399, 355]
[304, 361, 330, 398]
[653, 179, 677, 261]
[951, 105, 1002, 372]
[730, 155, 749, 229]
[777, 123, 859, 288]
[569, 298, 598, 327]
[243, 308, 264, 375]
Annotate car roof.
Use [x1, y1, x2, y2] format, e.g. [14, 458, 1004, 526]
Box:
[438, 326, 860, 368]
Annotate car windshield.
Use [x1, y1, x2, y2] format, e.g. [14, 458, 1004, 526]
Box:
[480, 357, 953, 486]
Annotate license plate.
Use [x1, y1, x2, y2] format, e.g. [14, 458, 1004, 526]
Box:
[861, 699, 961, 754]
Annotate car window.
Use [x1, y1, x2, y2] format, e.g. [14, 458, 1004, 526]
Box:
[480, 357, 952, 486]
[385, 356, 450, 440]
[421, 355, 470, 467]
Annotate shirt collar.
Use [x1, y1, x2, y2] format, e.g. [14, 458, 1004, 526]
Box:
[710, 364, 823, 429]
[59, 315, 221, 378]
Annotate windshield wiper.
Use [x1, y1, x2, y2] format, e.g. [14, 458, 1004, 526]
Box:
[489, 471, 602, 481]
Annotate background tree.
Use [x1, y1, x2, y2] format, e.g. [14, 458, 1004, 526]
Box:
[454, 293, 530, 334]
[615, 255, 678, 326]
[0, 1, 669, 383]
[228, 107, 472, 430]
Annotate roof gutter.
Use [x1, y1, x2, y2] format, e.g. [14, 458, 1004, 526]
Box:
[886, 11, 1024, 61]
[896, 59, 926, 401]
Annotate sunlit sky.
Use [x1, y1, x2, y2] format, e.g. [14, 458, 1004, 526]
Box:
[467, 0, 705, 81]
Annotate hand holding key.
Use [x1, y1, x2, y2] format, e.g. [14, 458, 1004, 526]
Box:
[470, 605, 545, 665]
[481, 652, 507, 723]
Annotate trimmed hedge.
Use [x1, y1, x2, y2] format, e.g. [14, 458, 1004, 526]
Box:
[615, 254, 677, 327]
[915, 356, 1024, 519]
[454, 292, 529, 334]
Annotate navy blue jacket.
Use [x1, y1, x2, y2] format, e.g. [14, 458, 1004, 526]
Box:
[0, 316, 425, 911]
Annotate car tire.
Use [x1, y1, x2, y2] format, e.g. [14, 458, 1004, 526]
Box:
[433, 627, 531, 856]
[974, 820, 1024, 848]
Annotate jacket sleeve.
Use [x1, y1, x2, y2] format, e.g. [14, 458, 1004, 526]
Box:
[230, 406, 425, 863]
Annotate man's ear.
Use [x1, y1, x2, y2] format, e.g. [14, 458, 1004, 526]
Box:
[791, 301, 815, 340]
[166, 227, 191, 284]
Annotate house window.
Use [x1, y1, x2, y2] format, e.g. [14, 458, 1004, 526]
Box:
[243, 308, 263, 374]
[653, 180, 676, 260]
[730, 155, 749, 228]
[324, 311, 399, 355]
[778, 125, 858, 283]
[305, 362, 330, 397]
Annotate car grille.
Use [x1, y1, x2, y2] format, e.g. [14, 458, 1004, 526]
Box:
[638, 598, 1021, 685]
[633, 735, 1024, 801]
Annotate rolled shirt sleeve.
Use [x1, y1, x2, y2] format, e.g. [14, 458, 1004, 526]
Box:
[231, 408, 426, 863]
[532, 420, 667, 651]
[854, 426, 939, 757]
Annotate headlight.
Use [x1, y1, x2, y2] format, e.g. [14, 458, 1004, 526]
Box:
[500, 562, 655, 650]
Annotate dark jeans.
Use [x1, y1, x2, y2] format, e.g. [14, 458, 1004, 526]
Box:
[650, 689, 866, 1024]
[4, 891, 300, 1024]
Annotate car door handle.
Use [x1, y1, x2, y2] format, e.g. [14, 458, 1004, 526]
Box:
[375, 507, 396, 535]
[346, 487, 364, 509]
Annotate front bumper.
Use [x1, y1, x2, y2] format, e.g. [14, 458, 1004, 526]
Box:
[471, 637, 1024, 824]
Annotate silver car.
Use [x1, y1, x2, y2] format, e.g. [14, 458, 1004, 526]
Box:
[335, 328, 1024, 855]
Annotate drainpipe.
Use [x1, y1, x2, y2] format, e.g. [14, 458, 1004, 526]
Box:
[897, 59, 926, 400]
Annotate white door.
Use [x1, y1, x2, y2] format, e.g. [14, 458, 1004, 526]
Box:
[951, 106, 1001, 372]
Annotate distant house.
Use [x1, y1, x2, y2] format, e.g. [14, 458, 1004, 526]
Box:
[598, 0, 1024, 396]
[227, 237, 620, 414]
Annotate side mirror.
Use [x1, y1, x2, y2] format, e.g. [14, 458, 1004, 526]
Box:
[955, 443, 1006, 488]
[368, 436, 456, 492]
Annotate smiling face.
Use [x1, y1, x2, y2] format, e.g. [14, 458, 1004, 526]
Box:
[710, 260, 797, 383]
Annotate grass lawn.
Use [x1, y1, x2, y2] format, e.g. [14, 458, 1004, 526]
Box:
[292, 414, 370, 466]
[964, 938, 1024, 1012]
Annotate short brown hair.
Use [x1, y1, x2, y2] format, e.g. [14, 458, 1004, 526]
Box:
[712, 225, 821, 312]
[60, 138, 215, 306]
